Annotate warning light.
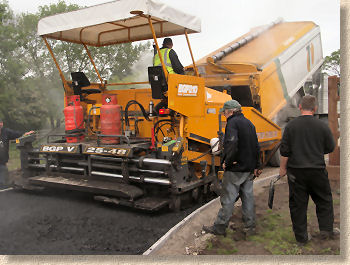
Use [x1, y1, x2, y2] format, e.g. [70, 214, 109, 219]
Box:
[159, 108, 170, 115]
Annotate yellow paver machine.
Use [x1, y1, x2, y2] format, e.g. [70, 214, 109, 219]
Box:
[16, 0, 322, 211]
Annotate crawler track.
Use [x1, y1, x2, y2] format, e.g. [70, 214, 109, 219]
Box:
[0, 187, 201, 254]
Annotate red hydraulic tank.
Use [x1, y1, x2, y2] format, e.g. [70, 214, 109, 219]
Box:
[100, 94, 121, 144]
[64, 95, 85, 143]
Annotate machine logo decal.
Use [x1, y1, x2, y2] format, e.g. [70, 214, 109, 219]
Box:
[40, 145, 79, 153]
[177, 84, 198, 96]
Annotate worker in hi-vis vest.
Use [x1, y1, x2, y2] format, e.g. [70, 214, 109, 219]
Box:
[153, 38, 184, 75]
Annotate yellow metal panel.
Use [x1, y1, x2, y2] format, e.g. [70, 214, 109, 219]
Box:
[184, 150, 221, 166]
[86, 104, 101, 115]
[259, 63, 287, 119]
[168, 74, 206, 117]
[241, 107, 281, 142]
[186, 87, 231, 143]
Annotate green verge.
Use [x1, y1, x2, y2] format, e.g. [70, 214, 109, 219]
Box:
[249, 209, 304, 255]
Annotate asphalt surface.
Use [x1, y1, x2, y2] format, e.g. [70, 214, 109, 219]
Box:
[0, 187, 200, 255]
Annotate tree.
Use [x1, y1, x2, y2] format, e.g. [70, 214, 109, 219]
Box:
[0, 0, 44, 131]
[322, 49, 340, 77]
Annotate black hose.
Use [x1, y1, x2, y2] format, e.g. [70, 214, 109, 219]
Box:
[124, 100, 151, 127]
[154, 122, 175, 142]
[152, 119, 173, 142]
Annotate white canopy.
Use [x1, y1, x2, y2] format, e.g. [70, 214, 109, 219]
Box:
[37, 0, 201, 46]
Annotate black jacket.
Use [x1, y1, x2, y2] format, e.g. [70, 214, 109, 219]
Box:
[222, 112, 260, 173]
[0, 128, 22, 164]
[280, 115, 335, 168]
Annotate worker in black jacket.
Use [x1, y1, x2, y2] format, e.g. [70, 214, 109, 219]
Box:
[279, 95, 338, 245]
[0, 119, 34, 188]
[203, 99, 261, 236]
[153, 38, 184, 75]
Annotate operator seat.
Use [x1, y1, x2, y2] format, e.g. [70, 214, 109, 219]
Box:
[71, 72, 101, 100]
[148, 66, 168, 99]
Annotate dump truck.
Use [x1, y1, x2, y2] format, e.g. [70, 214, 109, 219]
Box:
[186, 18, 324, 164]
[15, 0, 320, 211]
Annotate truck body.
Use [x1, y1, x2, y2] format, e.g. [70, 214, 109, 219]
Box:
[189, 19, 323, 128]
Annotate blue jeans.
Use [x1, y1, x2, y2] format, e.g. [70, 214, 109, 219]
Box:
[214, 171, 256, 229]
[0, 164, 9, 187]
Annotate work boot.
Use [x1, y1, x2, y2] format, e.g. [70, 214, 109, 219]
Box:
[243, 227, 256, 237]
[297, 233, 312, 246]
[319, 228, 340, 240]
[202, 225, 227, 236]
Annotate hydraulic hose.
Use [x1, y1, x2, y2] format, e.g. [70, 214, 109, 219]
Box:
[124, 100, 151, 127]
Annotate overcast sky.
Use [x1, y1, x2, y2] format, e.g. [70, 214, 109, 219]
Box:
[8, 0, 340, 65]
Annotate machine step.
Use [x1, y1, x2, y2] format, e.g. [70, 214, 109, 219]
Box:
[29, 175, 144, 200]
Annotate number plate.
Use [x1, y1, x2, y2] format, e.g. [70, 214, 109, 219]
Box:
[83, 146, 131, 157]
[40, 145, 80, 153]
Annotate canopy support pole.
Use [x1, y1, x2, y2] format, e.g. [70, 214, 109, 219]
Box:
[185, 30, 199, 77]
[147, 16, 168, 80]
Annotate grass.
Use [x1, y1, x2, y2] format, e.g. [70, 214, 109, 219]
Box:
[202, 208, 314, 255]
[202, 199, 340, 255]
[206, 241, 213, 250]
[249, 210, 303, 255]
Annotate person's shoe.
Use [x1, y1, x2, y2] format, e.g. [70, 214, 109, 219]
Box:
[243, 227, 256, 237]
[297, 233, 312, 246]
[319, 228, 340, 240]
[202, 225, 227, 236]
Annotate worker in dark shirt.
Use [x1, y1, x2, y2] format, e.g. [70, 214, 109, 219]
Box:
[0, 119, 34, 188]
[279, 95, 338, 245]
[153, 37, 184, 75]
[203, 99, 261, 237]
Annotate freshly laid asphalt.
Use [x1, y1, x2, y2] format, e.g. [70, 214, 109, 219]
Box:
[0, 187, 201, 255]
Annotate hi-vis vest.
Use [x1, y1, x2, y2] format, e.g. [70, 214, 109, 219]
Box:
[153, 48, 174, 74]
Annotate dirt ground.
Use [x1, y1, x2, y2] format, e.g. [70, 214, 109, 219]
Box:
[200, 166, 340, 255]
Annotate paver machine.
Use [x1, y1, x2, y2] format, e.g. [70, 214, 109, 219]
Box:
[16, 0, 281, 211]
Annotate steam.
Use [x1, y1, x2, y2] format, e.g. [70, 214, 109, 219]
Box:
[273, 92, 301, 129]
[131, 49, 154, 82]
